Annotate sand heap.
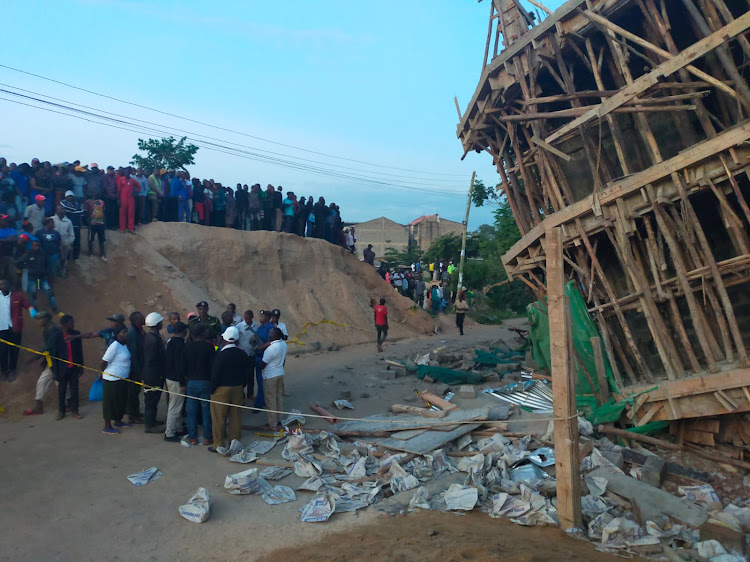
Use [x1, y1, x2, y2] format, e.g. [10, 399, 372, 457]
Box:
[77, 222, 433, 347]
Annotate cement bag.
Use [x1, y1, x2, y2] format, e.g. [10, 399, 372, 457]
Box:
[178, 487, 210, 523]
[224, 468, 260, 495]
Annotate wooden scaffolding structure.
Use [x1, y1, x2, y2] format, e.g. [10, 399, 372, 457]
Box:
[458, 0, 750, 423]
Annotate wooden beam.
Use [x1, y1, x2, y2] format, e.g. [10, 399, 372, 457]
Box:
[544, 10, 750, 145]
[503, 122, 750, 270]
[531, 135, 573, 161]
[546, 226, 582, 530]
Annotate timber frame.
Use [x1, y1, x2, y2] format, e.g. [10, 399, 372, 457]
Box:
[459, 0, 750, 421]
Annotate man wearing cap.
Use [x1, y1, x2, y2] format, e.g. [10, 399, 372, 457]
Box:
[52, 205, 74, 278]
[188, 301, 221, 343]
[83, 194, 106, 261]
[23, 195, 46, 232]
[103, 166, 118, 230]
[98, 313, 125, 350]
[61, 191, 84, 261]
[164, 321, 188, 442]
[85, 164, 104, 200]
[269, 309, 288, 341]
[209, 326, 250, 451]
[68, 166, 87, 202]
[363, 244, 375, 265]
[36, 217, 62, 285]
[0, 279, 36, 382]
[142, 312, 166, 433]
[16, 240, 57, 312]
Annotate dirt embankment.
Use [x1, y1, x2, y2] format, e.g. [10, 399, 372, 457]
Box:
[0, 224, 434, 420]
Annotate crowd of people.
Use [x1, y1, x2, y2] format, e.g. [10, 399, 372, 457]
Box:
[7, 296, 289, 450]
[0, 158, 360, 260]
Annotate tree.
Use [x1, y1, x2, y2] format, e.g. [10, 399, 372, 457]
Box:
[131, 136, 199, 171]
[384, 245, 423, 267]
[471, 178, 501, 207]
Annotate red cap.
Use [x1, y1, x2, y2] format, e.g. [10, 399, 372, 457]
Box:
[34, 194, 46, 202]
[19, 233, 29, 242]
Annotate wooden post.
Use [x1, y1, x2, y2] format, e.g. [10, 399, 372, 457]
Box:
[546, 226, 582, 530]
[458, 171, 476, 291]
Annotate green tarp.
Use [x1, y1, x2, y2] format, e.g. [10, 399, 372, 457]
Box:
[415, 365, 485, 385]
[527, 281, 621, 421]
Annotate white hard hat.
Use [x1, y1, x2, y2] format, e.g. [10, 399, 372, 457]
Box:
[145, 312, 163, 327]
[222, 326, 239, 342]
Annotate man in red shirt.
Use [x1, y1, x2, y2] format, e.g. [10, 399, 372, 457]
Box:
[0, 278, 36, 381]
[116, 167, 137, 234]
[374, 297, 388, 352]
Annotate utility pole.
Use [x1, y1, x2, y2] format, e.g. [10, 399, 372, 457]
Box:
[457, 171, 476, 290]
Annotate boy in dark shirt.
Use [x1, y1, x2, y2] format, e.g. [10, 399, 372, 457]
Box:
[164, 321, 188, 442]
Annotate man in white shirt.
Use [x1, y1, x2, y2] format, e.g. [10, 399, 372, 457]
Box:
[236, 309, 258, 399]
[257, 328, 287, 430]
[270, 309, 288, 340]
[52, 204, 75, 278]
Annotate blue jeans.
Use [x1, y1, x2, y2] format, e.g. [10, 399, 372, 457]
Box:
[254, 360, 265, 408]
[27, 277, 57, 312]
[177, 199, 188, 222]
[186, 380, 212, 441]
[47, 253, 60, 278]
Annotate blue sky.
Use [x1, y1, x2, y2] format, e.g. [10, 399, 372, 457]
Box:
[1, 0, 563, 229]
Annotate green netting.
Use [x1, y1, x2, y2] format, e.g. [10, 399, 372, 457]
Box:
[473, 349, 524, 366]
[626, 420, 670, 434]
[527, 281, 619, 418]
[414, 365, 485, 385]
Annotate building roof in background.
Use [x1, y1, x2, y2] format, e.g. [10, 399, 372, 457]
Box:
[407, 214, 438, 226]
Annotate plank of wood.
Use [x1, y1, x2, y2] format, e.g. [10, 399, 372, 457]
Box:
[627, 368, 750, 401]
[390, 404, 446, 418]
[636, 403, 663, 427]
[588, 467, 708, 527]
[685, 419, 720, 433]
[530, 135, 573, 161]
[418, 391, 459, 411]
[547, 226, 582, 530]
[389, 429, 428, 441]
[331, 407, 489, 433]
[620, 448, 710, 482]
[361, 423, 482, 455]
[683, 429, 716, 447]
[544, 11, 750, 144]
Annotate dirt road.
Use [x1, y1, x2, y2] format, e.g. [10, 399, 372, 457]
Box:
[0, 322, 611, 561]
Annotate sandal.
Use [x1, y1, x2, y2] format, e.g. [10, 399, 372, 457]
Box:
[203, 439, 213, 446]
[101, 427, 120, 435]
[23, 409, 43, 416]
[185, 438, 199, 446]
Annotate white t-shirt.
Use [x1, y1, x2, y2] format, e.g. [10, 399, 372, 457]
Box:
[275, 321, 288, 338]
[262, 340, 287, 379]
[102, 341, 131, 381]
[0, 292, 12, 331]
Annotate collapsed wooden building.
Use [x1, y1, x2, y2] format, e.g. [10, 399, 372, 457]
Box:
[458, 0, 750, 424]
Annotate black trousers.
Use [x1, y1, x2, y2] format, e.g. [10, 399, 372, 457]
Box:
[0, 329, 21, 375]
[58, 368, 80, 414]
[376, 325, 388, 345]
[103, 197, 118, 230]
[144, 387, 162, 428]
[245, 355, 256, 398]
[71, 226, 81, 259]
[456, 313, 466, 335]
[88, 224, 105, 255]
[126, 370, 142, 420]
[102, 378, 126, 421]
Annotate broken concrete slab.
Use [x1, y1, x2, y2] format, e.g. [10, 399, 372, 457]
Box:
[600, 450, 624, 469]
[459, 385, 476, 399]
[641, 456, 666, 488]
[588, 468, 707, 527]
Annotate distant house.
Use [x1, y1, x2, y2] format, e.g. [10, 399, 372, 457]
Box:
[408, 214, 464, 252]
[352, 217, 409, 260]
[352, 214, 465, 261]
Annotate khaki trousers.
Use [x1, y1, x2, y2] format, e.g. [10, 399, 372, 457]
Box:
[263, 376, 284, 427]
[210, 385, 244, 447]
[35, 367, 54, 401]
[165, 379, 185, 437]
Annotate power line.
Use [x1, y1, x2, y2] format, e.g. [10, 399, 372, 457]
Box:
[0, 83, 464, 185]
[0, 63, 466, 178]
[0, 96, 467, 197]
